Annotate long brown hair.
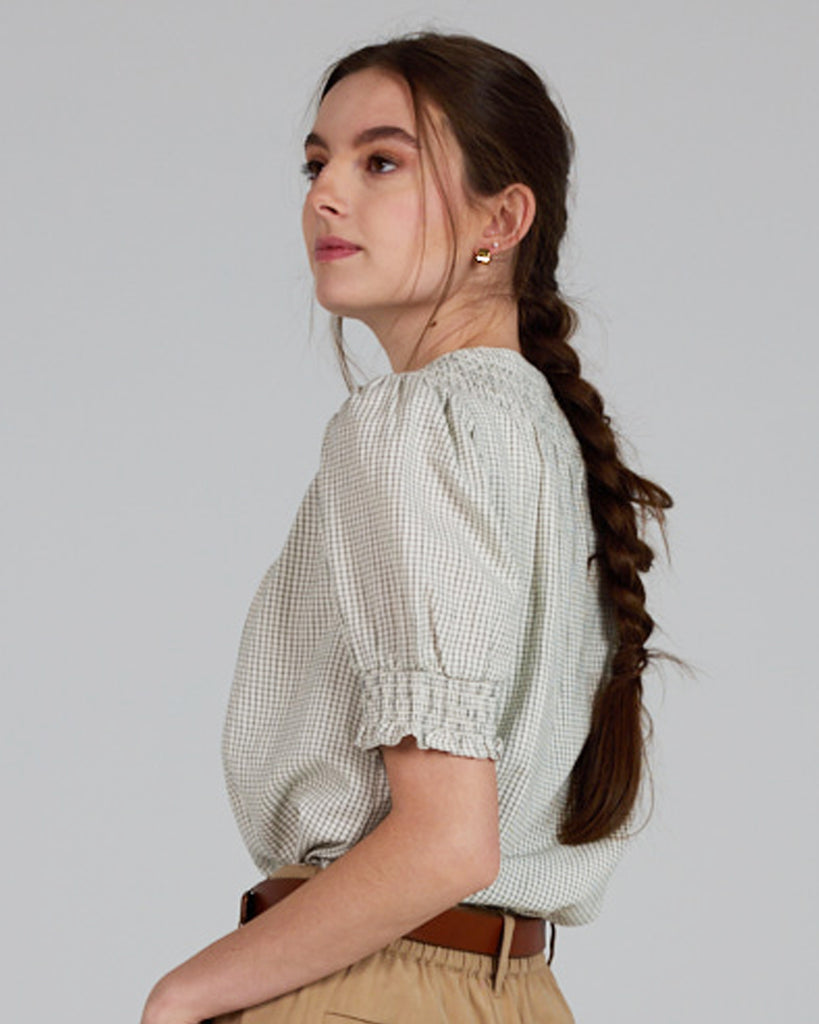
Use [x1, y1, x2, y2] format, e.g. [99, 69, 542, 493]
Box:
[315, 31, 684, 845]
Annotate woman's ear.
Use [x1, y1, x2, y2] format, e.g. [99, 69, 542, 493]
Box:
[478, 183, 536, 255]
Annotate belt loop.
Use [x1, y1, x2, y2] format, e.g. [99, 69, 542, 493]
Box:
[547, 922, 557, 966]
[493, 912, 516, 996]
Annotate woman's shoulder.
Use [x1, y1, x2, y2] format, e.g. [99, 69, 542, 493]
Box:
[316, 363, 506, 507]
[319, 347, 574, 479]
[322, 364, 467, 456]
[340, 348, 563, 425]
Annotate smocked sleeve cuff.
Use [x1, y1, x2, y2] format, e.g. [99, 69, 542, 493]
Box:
[354, 669, 505, 761]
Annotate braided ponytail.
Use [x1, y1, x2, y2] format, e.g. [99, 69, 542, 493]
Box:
[520, 286, 674, 843]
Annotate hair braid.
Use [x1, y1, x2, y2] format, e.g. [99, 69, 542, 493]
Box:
[520, 288, 674, 843]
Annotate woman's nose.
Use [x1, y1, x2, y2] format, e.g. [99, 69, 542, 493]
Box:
[309, 163, 347, 217]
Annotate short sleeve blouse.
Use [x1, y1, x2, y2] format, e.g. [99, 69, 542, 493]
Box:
[222, 346, 626, 925]
[318, 362, 520, 761]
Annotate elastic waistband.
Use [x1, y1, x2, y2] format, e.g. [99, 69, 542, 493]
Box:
[380, 935, 551, 979]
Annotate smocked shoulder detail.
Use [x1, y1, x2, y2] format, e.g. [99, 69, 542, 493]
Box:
[349, 346, 557, 419]
[417, 346, 552, 406]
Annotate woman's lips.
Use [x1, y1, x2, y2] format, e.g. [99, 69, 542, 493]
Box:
[315, 237, 363, 262]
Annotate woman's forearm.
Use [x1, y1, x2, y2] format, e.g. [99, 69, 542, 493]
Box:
[141, 810, 496, 1024]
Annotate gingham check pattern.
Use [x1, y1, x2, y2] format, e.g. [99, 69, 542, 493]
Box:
[222, 346, 627, 925]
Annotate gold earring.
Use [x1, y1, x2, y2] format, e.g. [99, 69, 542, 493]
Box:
[474, 248, 492, 265]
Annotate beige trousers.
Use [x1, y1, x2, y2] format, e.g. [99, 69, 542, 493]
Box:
[212, 863, 575, 1023]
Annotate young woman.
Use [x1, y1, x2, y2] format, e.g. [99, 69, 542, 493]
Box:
[140, 31, 676, 1024]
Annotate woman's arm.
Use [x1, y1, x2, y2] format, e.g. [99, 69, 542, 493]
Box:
[141, 737, 500, 1024]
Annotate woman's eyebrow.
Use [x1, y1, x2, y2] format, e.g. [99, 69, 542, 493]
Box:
[304, 126, 419, 150]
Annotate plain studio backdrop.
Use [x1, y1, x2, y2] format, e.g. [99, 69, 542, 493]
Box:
[1, 2, 816, 1021]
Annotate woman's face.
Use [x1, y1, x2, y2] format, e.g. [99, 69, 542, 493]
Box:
[301, 67, 479, 327]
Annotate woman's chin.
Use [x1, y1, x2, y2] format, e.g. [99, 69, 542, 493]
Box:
[313, 289, 368, 320]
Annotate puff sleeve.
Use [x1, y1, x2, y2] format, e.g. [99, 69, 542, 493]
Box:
[317, 374, 523, 761]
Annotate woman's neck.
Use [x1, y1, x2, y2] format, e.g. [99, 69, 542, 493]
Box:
[363, 291, 521, 374]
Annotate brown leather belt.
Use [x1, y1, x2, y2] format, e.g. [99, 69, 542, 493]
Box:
[239, 876, 551, 959]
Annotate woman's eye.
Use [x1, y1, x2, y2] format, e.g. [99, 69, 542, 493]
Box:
[367, 154, 398, 174]
[300, 159, 324, 182]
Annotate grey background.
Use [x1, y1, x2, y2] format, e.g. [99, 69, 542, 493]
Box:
[2, 2, 816, 1021]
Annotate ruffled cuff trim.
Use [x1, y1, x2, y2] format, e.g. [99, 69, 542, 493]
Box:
[354, 668, 504, 761]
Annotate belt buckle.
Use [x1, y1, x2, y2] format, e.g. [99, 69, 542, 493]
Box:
[239, 886, 258, 926]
